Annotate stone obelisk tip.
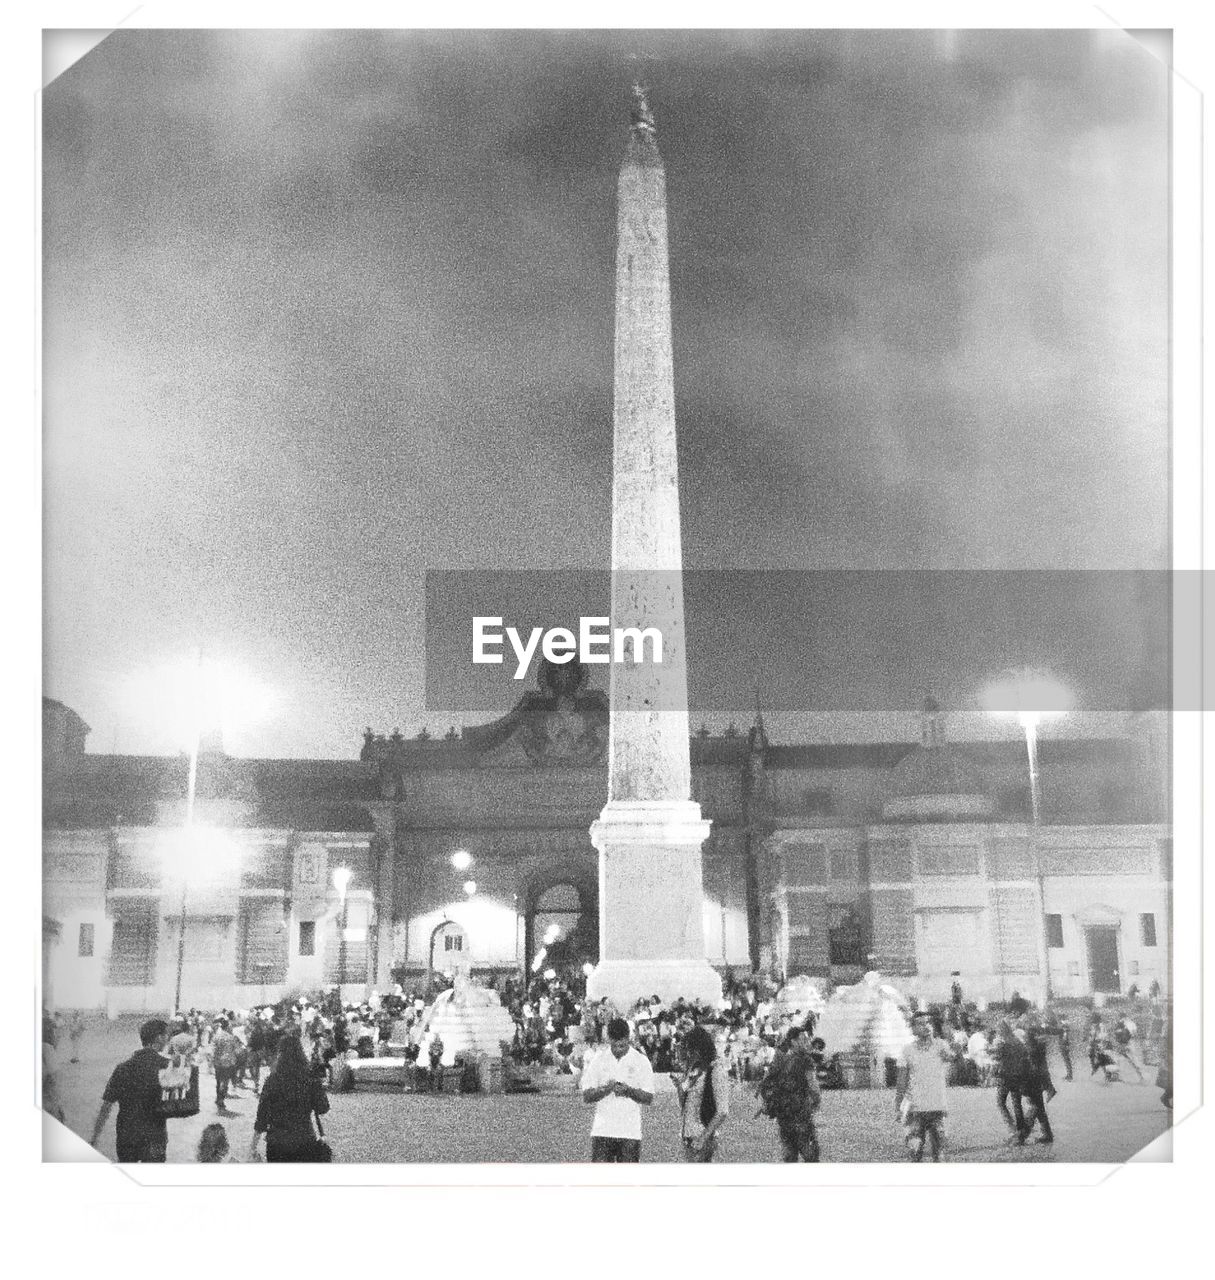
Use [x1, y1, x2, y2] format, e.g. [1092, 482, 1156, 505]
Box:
[630, 83, 656, 136]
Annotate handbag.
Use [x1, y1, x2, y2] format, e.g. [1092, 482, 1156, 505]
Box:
[157, 1060, 201, 1119]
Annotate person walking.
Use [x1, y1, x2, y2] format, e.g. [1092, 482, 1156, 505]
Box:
[248, 1032, 332, 1163]
[210, 1018, 239, 1110]
[759, 1024, 822, 1162]
[894, 1010, 954, 1162]
[67, 1011, 87, 1064]
[1045, 1008, 1073, 1081]
[246, 1014, 270, 1095]
[167, 1017, 195, 1063]
[992, 1020, 1030, 1144]
[581, 1017, 655, 1162]
[1019, 1017, 1056, 1145]
[1156, 1009, 1172, 1109]
[1111, 1016, 1146, 1082]
[89, 1018, 171, 1163]
[675, 1025, 729, 1162]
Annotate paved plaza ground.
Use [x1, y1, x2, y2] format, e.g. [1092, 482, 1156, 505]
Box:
[49, 1021, 1171, 1165]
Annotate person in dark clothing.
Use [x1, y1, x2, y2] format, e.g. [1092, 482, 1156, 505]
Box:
[761, 1025, 821, 1162]
[992, 1021, 1030, 1144]
[1156, 1011, 1172, 1109]
[90, 1018, 171, 1162]
[1019, 1019, 1056, 1144]
[1008, 991, 1030, 1019]
[1111, 1017, 1146, 1082]
[248, 1031, 331, 1163]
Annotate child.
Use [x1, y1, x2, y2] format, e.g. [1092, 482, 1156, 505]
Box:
[197, 1123, 236, 1163]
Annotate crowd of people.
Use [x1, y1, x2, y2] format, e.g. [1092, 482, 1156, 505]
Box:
[57, 967, 1173, 1165]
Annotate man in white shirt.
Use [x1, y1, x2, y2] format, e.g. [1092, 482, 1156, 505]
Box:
[581, 1017, 655, 1162]
[894, 1010, 954, 1162]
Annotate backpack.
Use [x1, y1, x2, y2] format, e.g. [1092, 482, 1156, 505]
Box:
[758, 1052, 813, 1121]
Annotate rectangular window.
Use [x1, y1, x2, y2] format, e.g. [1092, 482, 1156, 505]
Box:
[298, 920, 316, 956]
[78, 922, 94, 957]
[444, 935, 463, 952]
[1139, 913, 1157, 947]
[827, 904, 863, 967]
[1045, 914, 1064, 948]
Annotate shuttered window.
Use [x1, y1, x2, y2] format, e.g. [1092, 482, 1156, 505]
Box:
[108, 900, 158, 985]
[237, 899, 288, 984]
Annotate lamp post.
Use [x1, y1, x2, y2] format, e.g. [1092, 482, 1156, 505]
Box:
[983, 669, 1072, 1004]
[333, 867, 353, 990]
[982, 669, 1072, 822]
[172, 650, 205, 1014]
[125, 650, 270, 1013]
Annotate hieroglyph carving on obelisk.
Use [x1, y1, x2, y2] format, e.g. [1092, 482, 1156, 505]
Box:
[585, 88, 723, 1008]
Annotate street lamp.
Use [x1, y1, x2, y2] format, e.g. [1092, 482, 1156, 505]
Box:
[982, 668, 1072, 825]
[462, 879, 477, 896]
[450, 850, 473, 872]
[122, 650, 272, 1011]
[983, 668, 1072, 1004]
[165, 825, 240, 1013]
[172, 653, 205, 1014]
[333, 867, 353, 987]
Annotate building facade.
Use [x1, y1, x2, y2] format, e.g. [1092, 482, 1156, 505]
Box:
[42, 680, 1170, 1014]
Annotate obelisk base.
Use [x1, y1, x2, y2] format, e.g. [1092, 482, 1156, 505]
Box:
[585, 800, 724, 1009]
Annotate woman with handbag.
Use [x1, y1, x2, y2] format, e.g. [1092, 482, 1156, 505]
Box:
[675, 1025, 729, 1162]
[248, 1031, 332, 1163]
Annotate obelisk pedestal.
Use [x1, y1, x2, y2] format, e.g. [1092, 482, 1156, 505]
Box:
[585, 89, 722, 1010]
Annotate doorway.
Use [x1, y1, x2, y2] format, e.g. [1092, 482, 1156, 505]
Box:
[1085, 925, 1121, 993]
[428, 919, 468, 985]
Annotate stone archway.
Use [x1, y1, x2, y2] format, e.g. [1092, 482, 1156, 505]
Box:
[521, 867, 598, 978]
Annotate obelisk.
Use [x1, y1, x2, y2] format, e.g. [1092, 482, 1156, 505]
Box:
[585, 88, 723, 1009]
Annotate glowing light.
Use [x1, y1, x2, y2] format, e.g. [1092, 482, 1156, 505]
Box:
[531, 947, 547, 973]
[332, 867, 353, 904]
[983, 668, 1071, 830]
[450, 850, 473, 872]
[543, 923, 561, 945]
[158, 825, 242, 889]
[982, 668, 1073, 730]
[462, 880, 477, 896]
[117, 653, 277, 753]
[543, 969, 556, 981]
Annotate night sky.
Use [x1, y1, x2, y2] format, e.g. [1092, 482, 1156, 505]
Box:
[42, 29, 1170, 757]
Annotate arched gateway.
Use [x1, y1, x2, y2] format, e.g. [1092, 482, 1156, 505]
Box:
[522, 869, 599, 978]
